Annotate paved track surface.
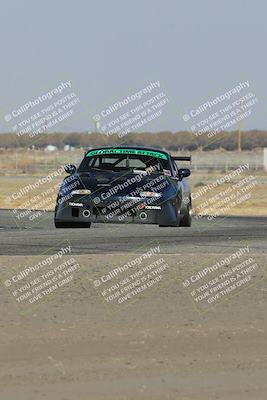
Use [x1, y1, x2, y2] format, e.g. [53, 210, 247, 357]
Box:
[0, 209, 266, 255]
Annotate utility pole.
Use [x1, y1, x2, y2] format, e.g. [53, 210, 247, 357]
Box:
[238, 128, 242, 152]
[238, 99, 243, 152]
[15, 150, 18, 174]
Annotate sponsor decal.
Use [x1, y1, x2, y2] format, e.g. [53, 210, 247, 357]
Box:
[68, 202, 84, 207]
[86, 148, 168, 160]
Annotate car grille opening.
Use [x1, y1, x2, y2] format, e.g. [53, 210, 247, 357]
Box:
[71, 208, 79, 217]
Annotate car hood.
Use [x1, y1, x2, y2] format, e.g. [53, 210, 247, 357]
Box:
[74, 170, 171, 196]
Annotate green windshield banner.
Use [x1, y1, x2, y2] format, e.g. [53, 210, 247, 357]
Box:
[86, 148, 168, 160]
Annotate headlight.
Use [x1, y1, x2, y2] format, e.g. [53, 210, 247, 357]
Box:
[71, 189, 91, 195]
[139, 191, 161, 198]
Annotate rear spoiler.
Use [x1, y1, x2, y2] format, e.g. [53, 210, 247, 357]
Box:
[172, 156, 192, 165]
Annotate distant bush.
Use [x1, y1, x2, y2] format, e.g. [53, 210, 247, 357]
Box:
[0, 130, 267, 151]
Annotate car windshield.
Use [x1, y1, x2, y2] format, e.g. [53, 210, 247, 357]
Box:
[78, 149, 171, 173]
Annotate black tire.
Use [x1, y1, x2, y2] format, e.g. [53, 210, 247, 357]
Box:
[179, 204, 192, 227]
[54, 220, 91, 228]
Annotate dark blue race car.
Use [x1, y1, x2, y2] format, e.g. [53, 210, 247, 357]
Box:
[54, 146, 192, 228]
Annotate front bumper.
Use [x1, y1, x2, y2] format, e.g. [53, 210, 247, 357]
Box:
[55, 194, 179, 225]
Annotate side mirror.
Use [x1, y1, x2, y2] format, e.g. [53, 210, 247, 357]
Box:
[178, 168, 191, 180]
[64, 164, 76, 175]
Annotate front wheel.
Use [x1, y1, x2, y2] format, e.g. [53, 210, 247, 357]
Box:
[179, 203, 192, 227]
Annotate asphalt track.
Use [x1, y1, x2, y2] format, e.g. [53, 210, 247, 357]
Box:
[0, 209, 266, 255]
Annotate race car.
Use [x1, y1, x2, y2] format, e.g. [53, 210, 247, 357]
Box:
[54, 146, 192, 228]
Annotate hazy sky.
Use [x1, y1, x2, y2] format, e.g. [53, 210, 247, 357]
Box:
[0, 0, 266, 132]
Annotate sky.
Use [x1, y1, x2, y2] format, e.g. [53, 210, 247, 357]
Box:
[0, 0, 266, 133]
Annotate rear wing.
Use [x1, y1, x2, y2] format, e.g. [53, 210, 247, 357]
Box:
[172, 156, 192, 165]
